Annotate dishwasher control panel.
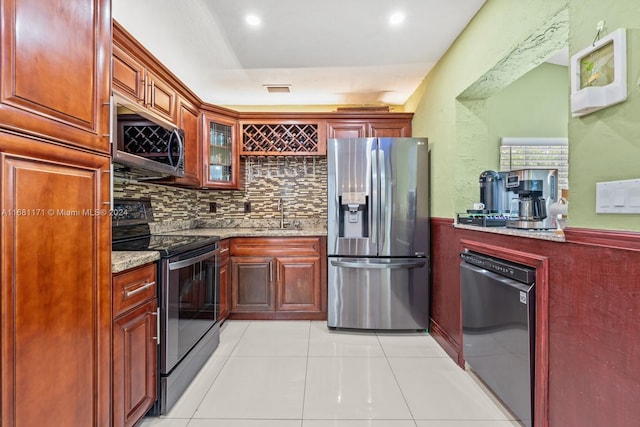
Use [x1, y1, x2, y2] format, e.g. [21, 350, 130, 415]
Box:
[460, 251, 535, 284]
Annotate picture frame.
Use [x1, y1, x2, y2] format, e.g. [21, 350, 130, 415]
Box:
[570, 28, 627, 117]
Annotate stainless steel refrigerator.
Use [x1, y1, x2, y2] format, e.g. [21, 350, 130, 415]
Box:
[327, 137, 430, 330]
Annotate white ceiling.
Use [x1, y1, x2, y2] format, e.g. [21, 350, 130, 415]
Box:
[113, 0, 486, 108]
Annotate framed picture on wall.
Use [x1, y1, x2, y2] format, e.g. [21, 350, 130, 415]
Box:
[570, 28, 627, 117]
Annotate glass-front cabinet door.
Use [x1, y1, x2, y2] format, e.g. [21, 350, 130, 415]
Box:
[202, 113, 239, 189]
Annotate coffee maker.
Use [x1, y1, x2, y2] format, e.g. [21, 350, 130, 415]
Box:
[479, 170, 510, 213]
[506, 169, 558, 229]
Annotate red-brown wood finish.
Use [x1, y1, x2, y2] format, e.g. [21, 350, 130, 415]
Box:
[113, 299, 157, 427]
[0, 131, 111, 427]
[112, 263, 158, 427]
[113, 262, 157, 318]
[326, 121, 367, 139]
[176, 97, 201, 186]
[430, 217, 640, 427]
[112, 43, 146, 104]
[276, 256, 322, 312]
[202, 112, 240, 189]
[231, 257, 274, 312]
[0, 0, 111, 153]
[218, 239, 230, 321]
[229, 237, 327, 320]
[368, 120, 412, 137]
[145, 70, 176, 122]
[326, 117, 412, 141]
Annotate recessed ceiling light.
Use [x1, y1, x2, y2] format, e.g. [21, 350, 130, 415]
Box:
[389, 11, 405, 26]
[245, 14, 261, 27]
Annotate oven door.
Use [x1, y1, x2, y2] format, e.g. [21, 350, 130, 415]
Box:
[160, 245, 219, 374]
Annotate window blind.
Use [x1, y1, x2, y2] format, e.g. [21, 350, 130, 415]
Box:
[499, 138, 569, 190]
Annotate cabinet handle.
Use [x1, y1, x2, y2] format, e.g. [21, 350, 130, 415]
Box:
[143, 74, 148, 105]
[151, 308, 160, 344]
[220, 248, 229, 254]
[124, 281, 156, 298]
[269, 261, 273, 283]
[150, 80, 155, 107]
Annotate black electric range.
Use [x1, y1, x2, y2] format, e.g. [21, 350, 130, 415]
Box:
[111, 198, 219, 256]
[112, 197, 222, 415]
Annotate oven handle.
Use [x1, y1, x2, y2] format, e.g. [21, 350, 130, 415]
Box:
[169, 249, 219, 270]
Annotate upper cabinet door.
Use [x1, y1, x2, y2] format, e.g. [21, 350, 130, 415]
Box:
[112, 43, 146, 104]
[202, 113, 239, 189]
[145, 70, 176, 123]
[368, 120, 412, 138]
[326, 121, 367, 140]
[0, 0, 111, 154]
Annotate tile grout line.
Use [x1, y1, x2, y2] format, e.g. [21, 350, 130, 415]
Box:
[187, 320, 252, 422]
[300, 320, 312, 426]
[376, 332, 419, 427]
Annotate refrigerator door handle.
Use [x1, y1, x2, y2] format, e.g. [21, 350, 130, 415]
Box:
[330, 259, 426, 269]
[370, 147, 378, 249]
[377, 146, 386, 252]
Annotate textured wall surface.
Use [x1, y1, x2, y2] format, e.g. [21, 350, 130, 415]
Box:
[114, 157, 328, 229]
[405, 0, 569, 218]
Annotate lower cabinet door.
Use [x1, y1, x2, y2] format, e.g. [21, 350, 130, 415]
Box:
[113, 299, 158, 427]
[276, 256, 322, 312]
[231, 257, 274, 312]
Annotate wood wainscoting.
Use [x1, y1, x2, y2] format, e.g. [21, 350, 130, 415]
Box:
[429, 218, 640, 427]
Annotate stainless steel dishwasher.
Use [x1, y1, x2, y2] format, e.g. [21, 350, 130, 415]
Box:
[460, 251, 535, 427]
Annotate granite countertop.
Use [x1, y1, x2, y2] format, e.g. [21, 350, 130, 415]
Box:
[111, 227, 327, 273]
[159, 227, 327, 239]
[112, 251, 160, 274]
[454, 223, 566, 242]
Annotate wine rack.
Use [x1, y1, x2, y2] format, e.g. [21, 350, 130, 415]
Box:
[241, 123, 324, 155]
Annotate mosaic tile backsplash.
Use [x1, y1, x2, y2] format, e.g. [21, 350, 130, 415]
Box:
[113, 157, 328, 231]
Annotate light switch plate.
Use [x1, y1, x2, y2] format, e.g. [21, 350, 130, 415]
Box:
[596, 179, 640, 213]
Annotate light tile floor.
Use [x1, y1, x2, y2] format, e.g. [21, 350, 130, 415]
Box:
[141, 321, 522, 427]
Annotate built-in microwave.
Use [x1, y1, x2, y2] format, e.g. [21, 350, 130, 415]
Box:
[111, 93, 185, 177]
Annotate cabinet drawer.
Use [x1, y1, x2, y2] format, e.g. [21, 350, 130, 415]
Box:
[113, 263, 157, 317]
[231, 237, 321, 257]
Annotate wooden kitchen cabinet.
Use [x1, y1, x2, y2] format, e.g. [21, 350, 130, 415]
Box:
[218, 239, 231, 321]
[240, 121, 327, 155]
[0, 131, 112, 426]
[113, 43, 146, 104]
[231, 257, 275, 312]
[229, 237, 326, 320]
[112, 263, 158, 427]
[326, 115, 413, 139]
[368, 119, 412, 137]
[0, 0, 111, 153]
[144, 70, 176, 122]
[152, 96, 201, 188]
[276, 256, 322, 312]
[112, 46, 176, 123]
[202, 112, 240, 189]
[326, 121, 367, 139]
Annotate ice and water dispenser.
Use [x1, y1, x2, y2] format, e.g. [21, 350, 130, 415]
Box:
[338, 191, 369, 238]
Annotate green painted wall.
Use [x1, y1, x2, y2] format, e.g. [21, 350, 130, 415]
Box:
[567, 2, 640, 231]
[487, 62, 569, 151]
[406, 0, 640, 231]
[405, 0, 569, 219]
